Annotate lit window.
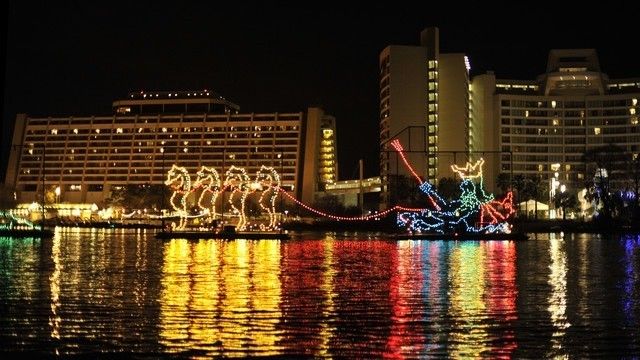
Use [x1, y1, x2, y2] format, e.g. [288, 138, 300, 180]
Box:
[51, 129, 58, 134]
[95, 129, 100, 134]
[162, 128, 167, 133]
[525, 110, 529, 118]
[551, 100, 557, 108]
[117, 128, 123, 133]
[552, 118, 559, 126]
[633, 98, 638, 106]
[631, 108, 636, 115]
[594, 128, 601, 135]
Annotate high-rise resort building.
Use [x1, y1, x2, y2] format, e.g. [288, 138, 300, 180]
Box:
[380, 27, 640, 208]
[472, 49, 640, 194]
[379, 27, 471, 207]
[5, 90, 338, 212]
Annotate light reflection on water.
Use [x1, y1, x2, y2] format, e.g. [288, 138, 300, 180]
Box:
[548, 234, 569, 357]
[0, 230, 639, 357]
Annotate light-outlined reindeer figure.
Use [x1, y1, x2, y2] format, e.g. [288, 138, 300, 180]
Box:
[165, 164, 192, 230]
[254, 165, 281, 230]
[193, 165, 221, 219]
[224, 165, 252, 231]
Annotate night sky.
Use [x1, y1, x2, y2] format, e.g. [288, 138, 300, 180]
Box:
[3, 2, 638, 181]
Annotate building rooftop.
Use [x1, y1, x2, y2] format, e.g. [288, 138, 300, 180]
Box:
[112, 89, 240, 115]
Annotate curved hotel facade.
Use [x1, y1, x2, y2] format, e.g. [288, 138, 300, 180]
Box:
[473, 49, 640, 192]
[5, 91, 338, 208]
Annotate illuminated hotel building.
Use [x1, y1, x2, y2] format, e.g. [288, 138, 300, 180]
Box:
[379, 27, 470, 207]
[472, 49, 640, 191]
[380, 27, 640, 205]
[5, 90, 338, 207]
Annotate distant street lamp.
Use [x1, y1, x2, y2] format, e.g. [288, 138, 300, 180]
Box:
[55, 186, 61, 204]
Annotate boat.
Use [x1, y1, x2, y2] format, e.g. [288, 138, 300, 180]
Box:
[0, 211, 55, 238]
[392, 232, 528, 241]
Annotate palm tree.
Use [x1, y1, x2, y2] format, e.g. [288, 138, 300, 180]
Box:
[437, 177, 461, 201]
[553, 191, 578, 220]
[496, 172, 512, 195]
[512, 174, 526, 216]
[582, 143, 626, 221]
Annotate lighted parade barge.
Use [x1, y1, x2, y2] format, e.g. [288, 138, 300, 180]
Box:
[157, 139, 525, 240]
[387, 139, 525, 240]
[0, 211, 54, 238]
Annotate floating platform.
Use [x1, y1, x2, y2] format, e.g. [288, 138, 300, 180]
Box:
[0, 228, 55, 238]
[393, 232, 528, 241]
[156, 230, 291, 240]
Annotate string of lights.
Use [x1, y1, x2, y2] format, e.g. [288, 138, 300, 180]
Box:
[160, 137, 515, 233]
[391, 140, 515, 234]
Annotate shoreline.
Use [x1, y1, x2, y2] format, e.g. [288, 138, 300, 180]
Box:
[26, 218, 640, 235]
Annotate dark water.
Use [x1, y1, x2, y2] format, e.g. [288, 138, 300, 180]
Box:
[0, 229, 639, 358]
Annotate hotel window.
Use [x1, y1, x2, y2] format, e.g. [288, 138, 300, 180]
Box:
[594, 128, 601, 135]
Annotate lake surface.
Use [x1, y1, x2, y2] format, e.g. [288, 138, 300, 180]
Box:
[0, 229, 639, 358]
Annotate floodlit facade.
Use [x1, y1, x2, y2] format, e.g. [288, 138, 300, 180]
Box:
[379, 27, 470, 208]
[472, 49, 640, 192]
[5, 90, 338, 208]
